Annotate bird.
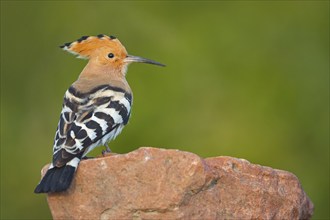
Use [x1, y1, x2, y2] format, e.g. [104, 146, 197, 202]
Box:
[34, 34, 165, 193]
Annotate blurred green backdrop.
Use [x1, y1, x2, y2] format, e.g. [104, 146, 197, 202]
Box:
[1, 1, 329, 219]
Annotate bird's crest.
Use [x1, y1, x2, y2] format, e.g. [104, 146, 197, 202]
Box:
[60, 34, 122, 59]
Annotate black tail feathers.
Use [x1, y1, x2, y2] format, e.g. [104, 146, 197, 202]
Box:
[34, 165, 76, 193]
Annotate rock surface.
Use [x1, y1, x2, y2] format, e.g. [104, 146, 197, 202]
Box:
[42, 147, 313, 220]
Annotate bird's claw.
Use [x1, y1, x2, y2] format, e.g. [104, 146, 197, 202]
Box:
[102, 144, 112, 157]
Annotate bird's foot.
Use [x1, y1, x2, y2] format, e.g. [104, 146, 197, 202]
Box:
[102, 143, 113, 157]
[101, 150, 116, 157]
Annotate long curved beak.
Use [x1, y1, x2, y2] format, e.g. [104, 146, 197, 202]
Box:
[125, 55, 165, 67]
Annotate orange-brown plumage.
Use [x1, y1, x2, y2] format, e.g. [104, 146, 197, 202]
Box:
[61, 34, 165, 93]
[61, 35, 127, 68]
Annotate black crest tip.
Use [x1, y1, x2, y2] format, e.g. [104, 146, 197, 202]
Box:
[97, 34, 105, 38]
[59, 42, 71, 48]
[109, 35, 116, 40]
[77, 36, 89, 43]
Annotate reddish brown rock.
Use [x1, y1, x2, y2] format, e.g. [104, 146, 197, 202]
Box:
[42, 147, 313, 219]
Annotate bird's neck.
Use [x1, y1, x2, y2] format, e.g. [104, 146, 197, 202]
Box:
[73, 60, 131, 94]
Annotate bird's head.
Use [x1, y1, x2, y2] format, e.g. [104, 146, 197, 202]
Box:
[60, 34, 165, 73]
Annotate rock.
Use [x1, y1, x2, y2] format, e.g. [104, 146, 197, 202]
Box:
[42, 147, 313, 220]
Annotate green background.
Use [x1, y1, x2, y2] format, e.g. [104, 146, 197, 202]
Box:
[1, 1, 329, 219]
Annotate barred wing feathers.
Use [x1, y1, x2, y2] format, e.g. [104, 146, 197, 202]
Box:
[34, 84, 132, 193]
[52, 84, 132, 167]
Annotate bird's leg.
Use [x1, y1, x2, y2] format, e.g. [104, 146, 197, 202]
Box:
[105, 143, 112, 153]
[102, 143, 112, 157]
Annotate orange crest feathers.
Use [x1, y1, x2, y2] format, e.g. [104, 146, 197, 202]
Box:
[60, 34, 121, 59]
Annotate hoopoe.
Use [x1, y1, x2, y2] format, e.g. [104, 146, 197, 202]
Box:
[34, 34, 164, 193]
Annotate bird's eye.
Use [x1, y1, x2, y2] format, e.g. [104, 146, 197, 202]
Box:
[108, 53, 114, 58]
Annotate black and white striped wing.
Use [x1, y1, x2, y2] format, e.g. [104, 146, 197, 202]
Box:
[52, 85, 132, 167]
